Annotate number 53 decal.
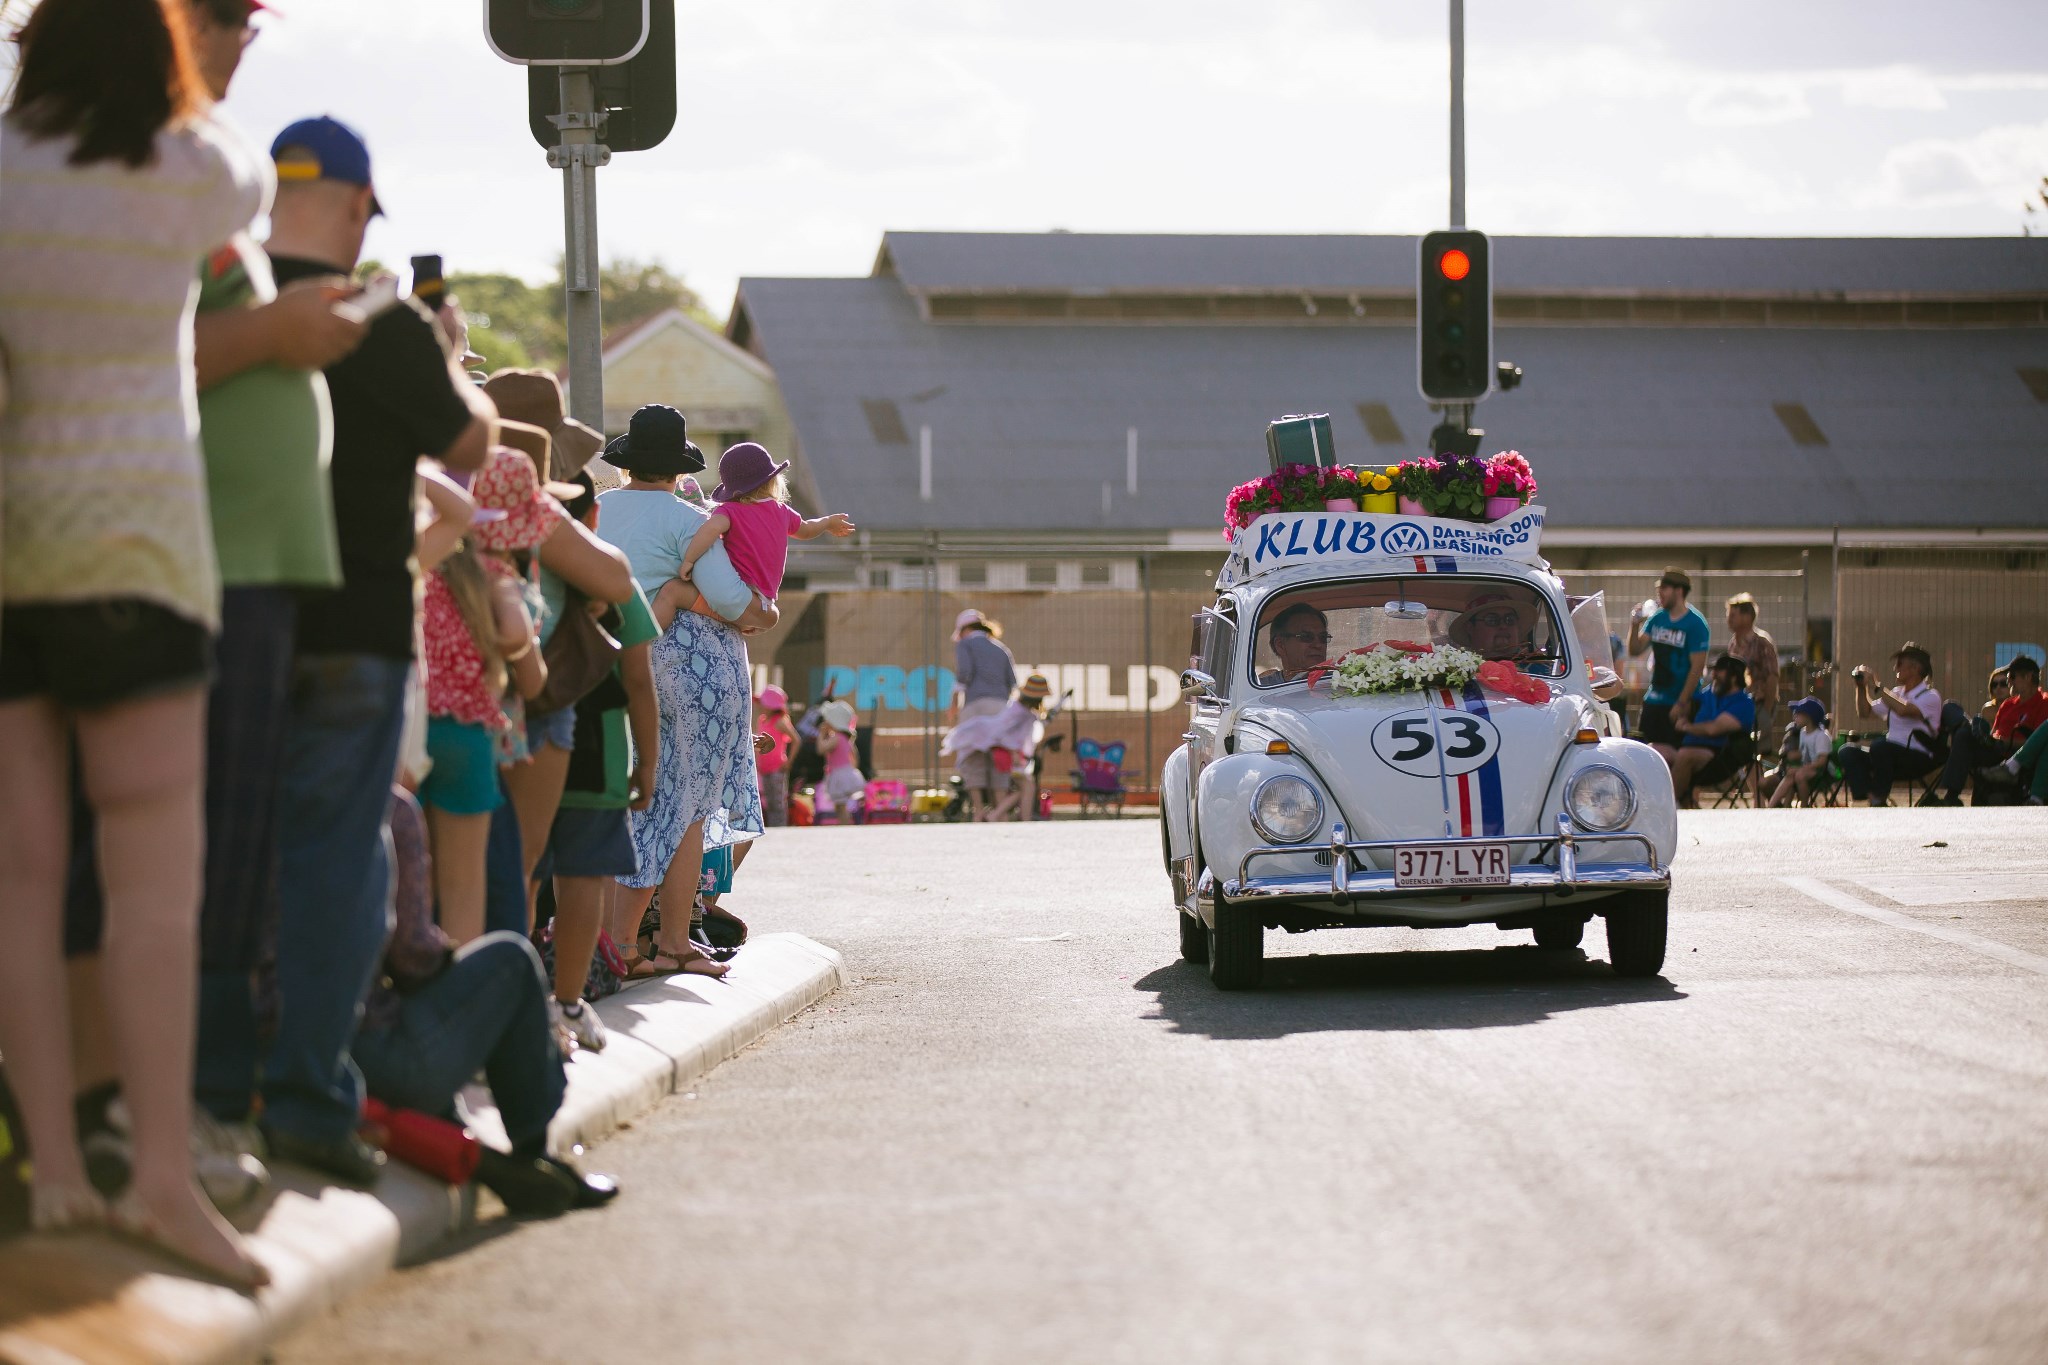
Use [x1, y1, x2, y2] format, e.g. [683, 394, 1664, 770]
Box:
[1369, 710, 1502, 777]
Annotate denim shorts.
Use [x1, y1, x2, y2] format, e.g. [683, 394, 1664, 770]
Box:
[420, 717, 504, 815]
[540, 805, 638, 880]
[0, 598, 213, 709]
[526, 704, 577, 753]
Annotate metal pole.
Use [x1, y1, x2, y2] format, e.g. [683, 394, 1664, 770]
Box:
[1142, 551, 1154, 795]
[1448, 0, 1466, 230]
[551, 67, 610, 431]
[925, 532, 939, 792]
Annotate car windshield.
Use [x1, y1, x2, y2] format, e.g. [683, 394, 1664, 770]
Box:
[1249, 574, 1569, 687]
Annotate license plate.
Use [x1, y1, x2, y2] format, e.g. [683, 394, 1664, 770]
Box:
[1392, 842, 1512, 888]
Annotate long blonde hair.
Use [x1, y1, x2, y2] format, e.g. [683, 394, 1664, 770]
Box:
[739, 473, 789, 505]
[439, 542, 507, 696]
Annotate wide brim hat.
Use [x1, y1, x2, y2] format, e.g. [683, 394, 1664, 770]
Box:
[602, 403, 704, 479]
[953, 608, 1001, 641]
[471, 437, 569, 552]
[1018, 673, 1051, 700]
[1892, 642, 1933, 673]
[482, 368, 604, 480]
[816, 699, 857, 732]
[756, 684, 789, 711]
[711, 441, 792, 503]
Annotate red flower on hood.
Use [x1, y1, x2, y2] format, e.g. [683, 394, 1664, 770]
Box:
[1477, 660, 1551, 705]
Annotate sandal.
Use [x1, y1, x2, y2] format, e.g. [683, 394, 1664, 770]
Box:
[635, 946, 729, 979]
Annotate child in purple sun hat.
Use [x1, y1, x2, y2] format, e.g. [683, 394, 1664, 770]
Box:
[678, 442, 856, 601]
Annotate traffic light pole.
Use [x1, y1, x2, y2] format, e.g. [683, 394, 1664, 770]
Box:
[1448, 0, 1465, 231]
[549, 67, 611, 433]
[1432, 0, 1476, 455]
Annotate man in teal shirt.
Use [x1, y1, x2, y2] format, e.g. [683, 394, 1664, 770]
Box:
[1627, 567, 1711, 748]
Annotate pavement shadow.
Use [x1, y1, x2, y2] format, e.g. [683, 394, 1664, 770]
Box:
[1135, 945, 1687, 1040]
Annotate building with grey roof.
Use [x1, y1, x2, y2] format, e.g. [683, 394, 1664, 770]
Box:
[730, 231, 2048, 564]
[714, 232, 2047, 773]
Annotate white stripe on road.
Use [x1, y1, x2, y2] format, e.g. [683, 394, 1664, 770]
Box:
[1781, 876, 2048, 977]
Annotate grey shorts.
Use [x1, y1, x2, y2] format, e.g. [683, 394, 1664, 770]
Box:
[956, 750, 1010, 792]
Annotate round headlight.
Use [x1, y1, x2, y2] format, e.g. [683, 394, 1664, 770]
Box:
[1565, 764, 1636, 832]
[1251, 774, 1324, 844]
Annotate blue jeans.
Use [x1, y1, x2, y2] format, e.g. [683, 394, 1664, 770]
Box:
[351, 933, 566, 1153]
[485, 772, 528, 937]
[261, 654, 412, 1143]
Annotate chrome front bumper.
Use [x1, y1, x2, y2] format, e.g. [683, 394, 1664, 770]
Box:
[1223, 814, 1668, 906]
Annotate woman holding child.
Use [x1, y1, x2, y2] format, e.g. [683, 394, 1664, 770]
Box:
[593, 408, 853, 977]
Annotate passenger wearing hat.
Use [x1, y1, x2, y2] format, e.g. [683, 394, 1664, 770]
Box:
[676, 440, 855, 604]
[1654, 653, 1757, 805]
[1768, 697, 1835, 807]
[1625, 567, 1711, 748]
[594, 405, 776, 633]
[258, 112, 502, 1186]
[1837, 642, 1945, 806]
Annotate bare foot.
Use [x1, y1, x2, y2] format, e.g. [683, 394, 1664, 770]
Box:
[111, 1179, 269, 1290]
[30, 1181, 107, 1233]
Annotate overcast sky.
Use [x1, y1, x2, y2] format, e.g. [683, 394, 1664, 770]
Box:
[186, 0, 2048, 313]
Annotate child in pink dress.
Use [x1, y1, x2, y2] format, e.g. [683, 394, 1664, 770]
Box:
[678, 442, 855, 600]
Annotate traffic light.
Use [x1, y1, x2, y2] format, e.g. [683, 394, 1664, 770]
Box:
[486, 0, 651, 64]
[1417, 229, 1491, 402]
[526, 0, 675, 152]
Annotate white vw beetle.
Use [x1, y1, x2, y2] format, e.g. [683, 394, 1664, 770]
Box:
[1160, 506, 1676, 990]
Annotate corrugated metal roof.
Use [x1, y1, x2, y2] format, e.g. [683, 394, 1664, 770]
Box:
[735, 273, 2048, 536]
[878, 232, 2048, 298]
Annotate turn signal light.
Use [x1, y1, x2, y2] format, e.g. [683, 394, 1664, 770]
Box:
[1266, 739, 1292, 755]
[1574, 728, 1601, 745]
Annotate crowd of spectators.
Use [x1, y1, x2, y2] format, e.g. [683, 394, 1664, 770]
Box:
[0, 0, 787, 1286]
[1623, 567, 2042, 809]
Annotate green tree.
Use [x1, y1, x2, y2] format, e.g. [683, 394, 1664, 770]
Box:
[446, 257, 717, 373]
[449, 271, 558, 370]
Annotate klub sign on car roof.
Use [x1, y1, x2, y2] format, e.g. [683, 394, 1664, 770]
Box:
[1221, 506, 1549, 587]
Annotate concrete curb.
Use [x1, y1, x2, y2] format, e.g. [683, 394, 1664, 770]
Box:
[0, 933, 845, 1365]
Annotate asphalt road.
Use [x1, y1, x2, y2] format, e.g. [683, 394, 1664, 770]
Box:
[279, 810, 2048, 1365]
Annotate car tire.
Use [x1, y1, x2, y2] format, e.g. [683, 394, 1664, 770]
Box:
[1207, 897, 1263, 990]
[1532, 912, 1584, 950]
[1603, 889, 1668, 977]
[1179, 911, 1209, 964]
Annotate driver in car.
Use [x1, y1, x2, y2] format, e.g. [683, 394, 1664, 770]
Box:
[1258, 603, 1329, 683]
[1456, 592, 1540, 662]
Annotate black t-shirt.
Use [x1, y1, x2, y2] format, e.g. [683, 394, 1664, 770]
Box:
[272, 254, 475, 659]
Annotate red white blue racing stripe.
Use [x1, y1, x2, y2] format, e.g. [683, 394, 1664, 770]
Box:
[1437, 683, 1506, 838]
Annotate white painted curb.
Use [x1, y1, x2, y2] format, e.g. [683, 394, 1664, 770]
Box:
[0, 933, 845, 1365]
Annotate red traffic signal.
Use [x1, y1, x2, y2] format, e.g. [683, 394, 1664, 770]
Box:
[1417, 229, 1491, 402]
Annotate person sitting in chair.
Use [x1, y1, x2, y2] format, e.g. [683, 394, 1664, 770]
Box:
[1653, 654, 1756, 806]
[1258, 603, 1329, 683]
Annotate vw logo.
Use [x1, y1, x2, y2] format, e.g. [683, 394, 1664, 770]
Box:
[1380, 521, 1430, 555]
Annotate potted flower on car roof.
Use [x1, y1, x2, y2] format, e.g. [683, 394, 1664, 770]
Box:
[1483, 450, 1537, 520]
[1392, 454, 1490, 520]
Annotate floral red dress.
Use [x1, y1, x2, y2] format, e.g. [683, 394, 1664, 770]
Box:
[423, 569, 509, 731]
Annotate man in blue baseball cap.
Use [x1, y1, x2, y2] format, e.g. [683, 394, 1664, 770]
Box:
[260, 113, 499, 1186]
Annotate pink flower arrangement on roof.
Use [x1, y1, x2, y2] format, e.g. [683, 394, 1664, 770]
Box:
[1482, 450, 1537, 504]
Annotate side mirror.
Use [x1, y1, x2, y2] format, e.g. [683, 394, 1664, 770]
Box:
[1181, 668, 1219, 701]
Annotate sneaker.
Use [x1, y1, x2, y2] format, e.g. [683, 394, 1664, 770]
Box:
[556, 998, 607, 1053]
[189, 1109, 269, 1213]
